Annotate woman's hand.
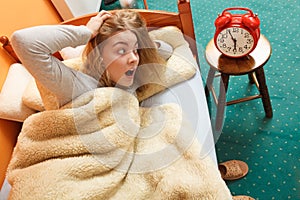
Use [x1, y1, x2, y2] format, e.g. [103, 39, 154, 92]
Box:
[86, 10, 111, 38]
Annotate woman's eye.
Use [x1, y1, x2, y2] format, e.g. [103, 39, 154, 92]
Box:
[118, 48, 126, 54]
[117, 48, 138, 55]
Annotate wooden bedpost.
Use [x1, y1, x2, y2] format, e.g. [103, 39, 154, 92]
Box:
[177, 0, 199, 65]
[178, 0, 195, 41]
[143, 0, 148, 9]
[0, 36, 20, 63]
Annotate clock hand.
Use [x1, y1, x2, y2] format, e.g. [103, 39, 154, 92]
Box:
[228, 30, 235, 41]
[233, 39, 237, 51]
[228, 30, 237, 51]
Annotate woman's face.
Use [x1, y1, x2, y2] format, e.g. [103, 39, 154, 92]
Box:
[101, 30, 139, 87]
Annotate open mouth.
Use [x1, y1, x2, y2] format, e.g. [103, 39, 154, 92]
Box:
[125, 69, 135, 76]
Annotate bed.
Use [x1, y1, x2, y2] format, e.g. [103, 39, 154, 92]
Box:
[0, 1, 230, 199]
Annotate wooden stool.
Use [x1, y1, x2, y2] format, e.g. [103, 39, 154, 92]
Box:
[205, 34, 273, 131]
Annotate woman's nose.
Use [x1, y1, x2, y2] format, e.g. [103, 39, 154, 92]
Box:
[128, 51, 138, 64]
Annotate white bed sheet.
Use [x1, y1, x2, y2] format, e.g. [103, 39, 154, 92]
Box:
[140, 67, 217, 165]
[0, 179, 10, 200]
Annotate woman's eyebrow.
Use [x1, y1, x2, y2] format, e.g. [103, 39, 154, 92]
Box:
[113, 41, 138, 48]
[113, 41, 128, 47]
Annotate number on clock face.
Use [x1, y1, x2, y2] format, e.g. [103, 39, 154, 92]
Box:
[216, 27, 254, 57]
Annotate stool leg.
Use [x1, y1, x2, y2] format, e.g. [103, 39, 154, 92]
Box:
[255, 68, 273, 118]
[215, 74, 229, 131]
[205, 68, 216, 96]
[248, 73, 255, 84]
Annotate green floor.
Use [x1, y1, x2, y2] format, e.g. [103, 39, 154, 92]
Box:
[145, 0, 300, 199]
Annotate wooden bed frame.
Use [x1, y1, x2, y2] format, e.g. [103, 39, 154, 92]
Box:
[0, 0, 198, 65]
[0, 0, 199, 189]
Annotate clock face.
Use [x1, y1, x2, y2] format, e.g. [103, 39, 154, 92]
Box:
[216, 27, 255, 57]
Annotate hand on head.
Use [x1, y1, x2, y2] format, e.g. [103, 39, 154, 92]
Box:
[86, 10, 112, 38]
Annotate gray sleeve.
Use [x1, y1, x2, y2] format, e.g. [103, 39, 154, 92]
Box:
[11, 25, 98, 106]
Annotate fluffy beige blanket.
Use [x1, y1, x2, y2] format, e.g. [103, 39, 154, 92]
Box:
[7, 87, 232, 200]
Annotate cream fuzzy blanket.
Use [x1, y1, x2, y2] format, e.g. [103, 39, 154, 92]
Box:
[7, 87, 232, 200]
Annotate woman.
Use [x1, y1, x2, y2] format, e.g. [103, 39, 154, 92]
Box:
[9, 9, 254, 200]
[11, 10, 170, 107]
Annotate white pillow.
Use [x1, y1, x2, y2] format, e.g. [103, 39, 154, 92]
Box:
[59, 45, 85, 60]
[0, 63, 37, 122]
[22, 79, 45, 112]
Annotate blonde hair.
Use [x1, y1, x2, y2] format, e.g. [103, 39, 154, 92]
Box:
[82, 9, 165, 87]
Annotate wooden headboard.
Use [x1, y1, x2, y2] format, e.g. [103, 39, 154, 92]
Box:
[0, 0, 198, 64]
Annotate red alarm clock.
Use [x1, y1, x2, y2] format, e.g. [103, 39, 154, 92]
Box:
[214, 7, 260, 58]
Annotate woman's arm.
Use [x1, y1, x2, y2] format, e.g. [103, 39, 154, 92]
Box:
[11, 25, 98, 107]
[10, 11, 112, 107]
[11, 24, 92, 77]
